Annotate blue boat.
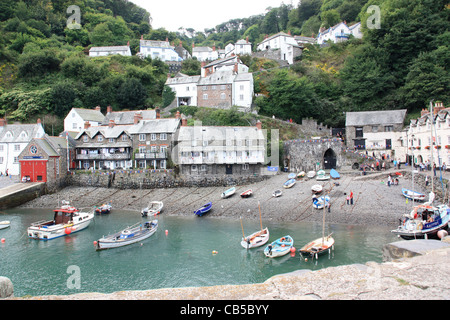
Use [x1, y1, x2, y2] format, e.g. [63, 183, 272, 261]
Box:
[195, 202, 212, 217]
[330, 169, 340, 179]
[264, 235, 294, 258]
[283, 178, 296, 189]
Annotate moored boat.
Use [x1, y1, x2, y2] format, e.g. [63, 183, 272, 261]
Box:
[95, 220, 158, 250]
[0, 221, 10, 230]
[241, 227, 269, 249]
[195, 202, 212, 217]
[264, 235, 294, 258]
[27, 201, 94, 240]
[299, 234, 335, 259]
[221, 187, 236, 199]
[95, 203, 112, 214]
[316, 170, 330, 181]
[240, 189, 253, 198]
[401, 188, 426, 202]
[283, 178, 296, 189]
[141, 201, 163, 217]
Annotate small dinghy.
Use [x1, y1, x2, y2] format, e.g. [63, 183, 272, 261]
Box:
[312, 195, 330, 209]
[240, 203, 269, 249]
[316, 170, 330, 181]
[402, 188, 426, 201]
[297, 171, 306, 179]
[240, 189, 253, 198]
[330, 169, 340, 179]
[272, 189, 282, 197]
[288, 173, 296, 179]
[141, 201, 163, 217]
[264, 235, 294, 258]
[0, 221, 10, 230]
[311, 184, 323, 194]
[95, 203, 112, 214]
[307, 171, 316, 178]
[195, 202, 212, 217]
[221, 187, 236, 199]
[299, 234, 334, 260]
[283, 178, 296, 189]
[95, 220, 158, 250]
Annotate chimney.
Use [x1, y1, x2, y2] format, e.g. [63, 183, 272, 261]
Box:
[246, 36, 249, 43]
[141, 35, 143, 40]
[213, 43, 216, 51]
[256, 120, 262, 130]
[234, 63, 238, 74]
[179, 41, 182, 47]
[127, 41, 130, 46]
[192, 43, 195, 48]
[37, 118, 41, 125]
[434, 102, 444, 114]
[175, 111, 181, 119]
[288, 30, 291, 36]
[155, 107, 160, 119]
[181, 116, 187, 127]
[84, 121, 91, 129]
[421, 108, 428, 117]
[0, 118, 6, 127]
[107, 105, 112, 114]
[134, 112, 143, 124]
[95, 106, 101, 112]
[109, 120, 115, 128]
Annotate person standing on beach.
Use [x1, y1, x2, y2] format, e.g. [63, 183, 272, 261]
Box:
[349, 191, 354, 205]
[387, 175, 392, 187]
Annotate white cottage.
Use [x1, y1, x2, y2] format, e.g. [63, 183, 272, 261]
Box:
[64, 107, 105, 134]
[256, 32, 302, 64]
[89, 45, 131, 57]
[317, 21, 362, 45]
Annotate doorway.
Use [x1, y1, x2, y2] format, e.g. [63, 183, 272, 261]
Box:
[323, 148, 337, 169]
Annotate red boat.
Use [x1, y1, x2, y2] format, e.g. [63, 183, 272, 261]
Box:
[240, 189, 253, 198]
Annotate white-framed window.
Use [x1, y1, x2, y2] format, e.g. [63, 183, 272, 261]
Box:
[150, 133, 157, 140]
[151, 145, 157, 152]
[203, 94, 208, 100]
[160, 133, 167, 140]
[220, 93, 226, 99]
[109, 138, 115, 143]
[97, 136, 103, 142]
[139, 134, 146, 141]
[122, 135, 128, 141]
[72, 123, 77, 129]
[139, 146, 146, 153]
[83, 136, 89, 142]
[200, 164, 207, 171]
[191, 165, 197, 171]
[0, 157, 3, 164]
[14, 144, 20, 151]
[139, 161, 146, 168]
[243, 164, 249, 170]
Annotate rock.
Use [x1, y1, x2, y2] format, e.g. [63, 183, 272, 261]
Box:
[0, 276, 13, 298]
[383, 239, 450, 261]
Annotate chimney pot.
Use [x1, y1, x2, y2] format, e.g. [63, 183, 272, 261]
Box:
[0, 118, 6, 127]
[256, 120, 262, 130]
[181, 117, 187, 127]
[95, 106, 101, 112]
[175, 111, 181, 119]
[37, 118, 41, 124]
[84, 121, 91, 129]
[107, 106, 112, 114]
[109, 120, 115, 128]
[155, 108, 161, 119]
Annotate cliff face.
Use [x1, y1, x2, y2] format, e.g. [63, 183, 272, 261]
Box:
[5, 242, 449, 300]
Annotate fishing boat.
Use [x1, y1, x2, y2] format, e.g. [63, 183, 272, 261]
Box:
[240, 202, 269, 249]
[0, 221, 10, 230]
[95, 220, 158, 250]
[299, 234, 335, 260]
[330, 169, 340, 179]
[264, 235, 294, 258]
[195, 202, 212, 217]
[221, 187, 236, 199]
[316, 170, 330, 181]
[240, 189, 253, 198]
[288, 173, 296, 179]
[402, 188, 426, 201]
[141, 201, 163, 217]
[27, 200, 94, 240]
[95, 203, 112, 214]
[297, 171, 306, 179]
[312, 195, 330, 209]
[272, 189, 282, 197]
[311, 184, 323, 194]
[391, 193, 449, 239]
[307, 171, 316, 178]
[283, 178, 296, 189]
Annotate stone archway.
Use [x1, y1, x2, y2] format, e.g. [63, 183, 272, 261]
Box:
[323, 148, 337, 169]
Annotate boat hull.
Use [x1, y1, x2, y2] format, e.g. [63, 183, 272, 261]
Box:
[0, 221, 10, 230]
[195, 202, 212, 217]
[264, 235, 293, 258]
[240, 190, 252, 198]
[96, 220, 158, 250]
[27, 214, 94, 240]
[221, 187, 236, 198]
[312, 196, 330, 209]
[141, 201, 163, 217]
[241, 228, 269, 249]
[401, 188, 426, 201]
[299, 235, 335, 257]
[283, 179, 296, 188]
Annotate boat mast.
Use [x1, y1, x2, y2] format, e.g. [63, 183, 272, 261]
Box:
[430, 100, 434, 193]
[258, 201, 263, 231]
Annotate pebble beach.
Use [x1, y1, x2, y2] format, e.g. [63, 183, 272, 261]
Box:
[17, 168, 432, 228]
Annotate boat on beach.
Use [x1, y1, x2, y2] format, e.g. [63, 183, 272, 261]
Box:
[307, 171, 316, 178]
[330, 169, 340, 179]
[316, 170, 330, 181]
[312, 195, 330, 209]
[311, 184, 323, 194]
[95, 203, 112, 214]
[264, 235, 294, 258]
[297, 171, 306, 179]
[141, 201, 163, 217]
[283, 178, 296, 189]
[221, 187, 236, 199]
[195, 202, 212, 217]
[0, 221, 10, 230]
[27, 200, 94, 240]
[95, 220, 158, 250]
[272, 189, 282, 197]
[401, 188, 426, 201]
[288, 173, 296, 179]
[240, 202, 269, 249]
[240, 189, 253, 198]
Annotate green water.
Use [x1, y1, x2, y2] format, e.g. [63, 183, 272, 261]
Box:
[0, 208, 397, 297]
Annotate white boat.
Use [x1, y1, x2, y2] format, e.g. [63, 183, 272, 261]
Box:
[312, 195, 330, 209]
[283, 178, 296, 189]
[297, 171, 306, 179]
[311, 184, 323, 194]
[316, 170, 330, 181]
[264, 235, 294, 258]
[307, 171, 316, 178]
[141, 201, 163, 217]
[299, 234, 335, 260]
[402, 188, 426, 201]
[221, 187, 236, 198]
[272, 189, 282, 197]
[0, 221, 10, 230]
[27, 201, 94, 240]
[96, 220, 158, 250]
[240, 202, 269, 249]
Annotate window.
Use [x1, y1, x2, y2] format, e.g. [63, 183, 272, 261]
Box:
[83, 136, 89, 142]
[73, 123, 77, 129]
[13, 157, 19, 163]
[139, 146, 146, 153]
[151, 133, 157, 140]
[220, 93, 226, 99]
[0, 145, 2, 152]
[240, 85, 244, 90]
[109, 138, 115, 143]
[0, 157, 3, 164]
[243, 164, 249, 170]
[139, 134, 146, 141]
[355, 127, 363, 138]
[122, 135, 127, 141]
[151, 146, 157, 152]
[14, 145, 20, 151]
[239, 95, 244, 101]
[97, 136, 103, 142]
[139, 161, 146, 168]
[160, 133, 167, 140]
[371, 125, 378, 132]
[384, 126, 394, 132]
[191, 165, 197, 171]
[200, 165, 207, 171]
[203, 94, 208, 100]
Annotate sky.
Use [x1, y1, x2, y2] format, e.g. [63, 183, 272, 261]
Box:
[129, 0, 300, 32]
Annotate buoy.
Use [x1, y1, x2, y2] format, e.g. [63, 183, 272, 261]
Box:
[212, 250, 218, 255]
[437, 230, 448, 239]
[64, 228, 72, 235]
[305, 258, 308, 262]
[1, 238, 5, 243]
[165, 230, 168, 236]
[93, 241, 97, 246]
[290, 247, 296, 253]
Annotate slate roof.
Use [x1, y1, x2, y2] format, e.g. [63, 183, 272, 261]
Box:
[345, 109, 407, 127]
[89, 46, 130, 52]
[0, 123, 44, 143]
[72, 108, 105, 122]
[102, 110, 156, 125]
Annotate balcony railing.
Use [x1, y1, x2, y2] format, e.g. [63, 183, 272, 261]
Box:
[135, 152, 167, 160]
[76, 153, 130, 160]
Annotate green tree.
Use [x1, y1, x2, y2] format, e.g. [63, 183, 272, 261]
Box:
[116, 77, 148, 109]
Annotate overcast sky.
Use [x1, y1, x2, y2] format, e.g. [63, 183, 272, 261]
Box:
[129, 0, 300, 32]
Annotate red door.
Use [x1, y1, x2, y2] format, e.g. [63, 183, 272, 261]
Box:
[20, 160, 47, 182]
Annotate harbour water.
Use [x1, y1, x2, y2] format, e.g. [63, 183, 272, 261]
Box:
[0, 208, 397, 297]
